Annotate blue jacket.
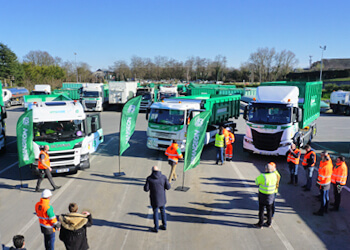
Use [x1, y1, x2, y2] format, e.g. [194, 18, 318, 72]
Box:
[144, 170, 171, 208]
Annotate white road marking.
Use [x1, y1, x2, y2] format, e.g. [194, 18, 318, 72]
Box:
[343, 186, 350, 192]
[0, 161, 18, 174]
[231, 161, 294, 250]
[5, 137, 115, 246]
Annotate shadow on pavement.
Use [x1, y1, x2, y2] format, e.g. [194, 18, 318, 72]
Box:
[93, 218, 149, 232]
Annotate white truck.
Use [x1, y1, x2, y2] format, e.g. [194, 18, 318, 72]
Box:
[31, 84, 51, 95]
[109, 81, 138, 105]
[136, 87, 154, 110]
[158, 86, 178, 100]
[80, 83, 108, 112]
[28, 100, 103, 174]
[330, 90, 350, 115]
[243, 81, 322, 156]
[146, 95, 241, 152]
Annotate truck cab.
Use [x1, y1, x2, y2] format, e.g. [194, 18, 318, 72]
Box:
[31, 85, 51, 95]
[29, 101, 103, 174]
[80, 83, 107, 112]
[136, 87, 154, 110]
[158, 86, 178, 100]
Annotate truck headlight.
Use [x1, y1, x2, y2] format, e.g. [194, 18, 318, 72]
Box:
[80, 154, 89, 162]
[244, 138, 253, 144]
[280, 142, 291, 147]
[74, 141, 83, 148]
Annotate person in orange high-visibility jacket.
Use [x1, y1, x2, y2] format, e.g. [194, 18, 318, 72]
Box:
[165, 140, 183, 183]
[35, 189, 60, 250]
[224, 127, 235, 161]
[301, 145, 316, 191]
[35, 145, 60, 192]
[330, 156, 348, 211]
[313, 151, 333, 216]
[287, 143, 301, 185]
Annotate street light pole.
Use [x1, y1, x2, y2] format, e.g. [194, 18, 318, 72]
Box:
[74, 52, 78, 82]
[319, 46, 326, 81]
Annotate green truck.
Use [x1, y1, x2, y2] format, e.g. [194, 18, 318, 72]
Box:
[52, 88, 81, 100]
[243, 81, 322, 155]
[24, 94, 72, 109]
[146, 94, 241, 152]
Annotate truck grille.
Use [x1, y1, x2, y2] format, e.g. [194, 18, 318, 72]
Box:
[48, 150, 76, 166]
[85, 102, 96, 109]
[251, 129, 283, 151]
[155, 132, 175, 138]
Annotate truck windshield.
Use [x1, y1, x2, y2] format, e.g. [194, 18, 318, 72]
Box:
[142, 93, 152, 100]
[159, 93, 176, 100]
[31, 91, 47, 95]
[149, 109, 185, 125]
[34, 120, 85, 142]
[248, 104, 291, 125]
[83, 91, 99, 98]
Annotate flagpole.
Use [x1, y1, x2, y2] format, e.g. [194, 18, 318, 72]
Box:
[114, 106, 125, 177]
[15, 165, 28, 189]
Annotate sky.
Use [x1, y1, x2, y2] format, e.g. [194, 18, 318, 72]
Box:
[1, 0, 349, 71]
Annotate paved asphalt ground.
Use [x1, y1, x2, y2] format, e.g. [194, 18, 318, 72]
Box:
[0, 105, 349, 249]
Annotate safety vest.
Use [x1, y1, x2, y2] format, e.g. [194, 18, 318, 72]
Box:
[38, 150, 50, 170]
[302, 150, 316, 167]
[165, 143, 183, 163]
[317, 159, 333, 186]
[287, 149, 301, 164]
[331, 162, 348, 185]
[215, 134, 225, 148]
[274, 170, 281, 193]
[35, 198, 57, 232]
[255, 173, 277, 194]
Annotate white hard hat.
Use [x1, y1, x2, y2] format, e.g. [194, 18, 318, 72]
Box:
[226, 127, 231, 131]
[42, 189, 52, 198]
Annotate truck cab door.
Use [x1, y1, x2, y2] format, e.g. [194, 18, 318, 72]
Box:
[187, 109, 205, 125]
[85, 114, 104, 153]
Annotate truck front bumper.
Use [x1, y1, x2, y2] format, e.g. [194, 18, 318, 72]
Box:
[147, 137, 186, 152]
[243, 136, 291, 156]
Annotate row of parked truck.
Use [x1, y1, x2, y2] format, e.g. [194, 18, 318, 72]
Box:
[0, 80, 325, 176]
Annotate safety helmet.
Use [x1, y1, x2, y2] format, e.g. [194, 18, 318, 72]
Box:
[42, 189, 52, 198]
[226, 127, 231, 132]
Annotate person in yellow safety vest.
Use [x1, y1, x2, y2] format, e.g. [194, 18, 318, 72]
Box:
[35, 189, 61, 250]
[253, 162, 278, 229]
[224, 127, 235, 161]
[165, 140, 183, 183]
[35, 145, 61, 192]
[215, 126, 226, 165]
[271, 162, 281, 218]
[330, 156, 348, 211]
[287, 143, 301, 185]
[313, 151, 333, 216]
[301, 144, 316, 191]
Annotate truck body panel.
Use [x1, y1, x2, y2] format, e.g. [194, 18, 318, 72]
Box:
[24, 94, 71, 109]
[330, 90, 350, 115]
[109, 81, 138, 104]
[52, 89, 81, 100]
[32, 84, 51, 95]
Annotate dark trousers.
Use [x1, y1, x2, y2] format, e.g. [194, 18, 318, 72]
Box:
[272, 193, 277, 217]
[258, 203, 272, 226]
[44, 233, 55, 250]
[332, 183, 342, 209]
[288, 163, 299, 184]
[36, 168, 56, 190]
[152, 206, 167, 230]
[304, 167, 314, 190]
[216, 147, 224, 164]
[319, 188, 329, 214]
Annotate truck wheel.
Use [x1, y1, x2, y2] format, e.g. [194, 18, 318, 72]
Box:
[5, 102, 11, 108]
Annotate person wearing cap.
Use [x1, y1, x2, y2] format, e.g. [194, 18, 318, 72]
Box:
[287, 143, 301, 185]
[313, 151, 333, 216]
[330, 156, 348, 211]
[144, 166, 171, 233]
[59, 203, 92, 250]
[35, 145, 61, 192]
[301, 144, 316, 191]
[224, 127, 235, 162]
[253, 162, 278, 229]
[35, 189, 60, 250]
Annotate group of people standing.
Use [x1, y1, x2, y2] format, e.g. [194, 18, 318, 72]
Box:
[215, 126, 235, 165]
[255, 143, 348, 229]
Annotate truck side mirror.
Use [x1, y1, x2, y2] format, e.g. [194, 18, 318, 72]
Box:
[297, 108, 302, 122]
[146, 108, 149, 120]
[243, 106, 248, 120]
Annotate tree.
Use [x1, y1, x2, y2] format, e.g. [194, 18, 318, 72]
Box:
[0, 43, 24, 86]
[23, 50, 61, 66]
[110, 60, 131, 81]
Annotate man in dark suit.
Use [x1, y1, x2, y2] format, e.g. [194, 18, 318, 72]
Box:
[144, 166, 171, 233]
